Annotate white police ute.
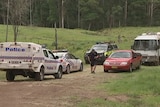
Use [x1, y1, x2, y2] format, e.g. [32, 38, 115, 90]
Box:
[0, 42, 63, 81]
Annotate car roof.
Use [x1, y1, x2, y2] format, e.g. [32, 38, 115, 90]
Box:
[113, 50, 133, 53]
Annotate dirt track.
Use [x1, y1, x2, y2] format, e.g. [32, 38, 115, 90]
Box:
[0, 65, 118, 107]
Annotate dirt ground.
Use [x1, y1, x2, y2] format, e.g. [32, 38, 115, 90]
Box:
[0, 65, 119, 107]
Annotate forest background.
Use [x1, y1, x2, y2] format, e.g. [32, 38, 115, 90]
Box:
[0, 0, 160, 31]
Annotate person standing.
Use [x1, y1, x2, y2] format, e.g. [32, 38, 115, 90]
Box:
[88, 49, 98, 74]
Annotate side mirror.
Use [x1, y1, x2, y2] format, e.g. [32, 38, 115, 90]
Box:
[55, 56, 59, 59]
[133, 55, 137, 58]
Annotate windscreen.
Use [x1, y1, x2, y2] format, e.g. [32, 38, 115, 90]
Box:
[91, 45, 107, 51]
[53, 53, 65, 58]
[110, 52, 131, 58]
[133, 40, 157, 50]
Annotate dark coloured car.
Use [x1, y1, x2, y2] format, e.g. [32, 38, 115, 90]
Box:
[84, 42, 118, 65]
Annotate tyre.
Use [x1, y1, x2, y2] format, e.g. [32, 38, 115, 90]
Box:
[137, 62, 141, 70]
[35, 67, 44, 81]
[65, 65, 70, 74]
[6, 71, 15, 81]
[104, 69, 108, 73]
[154, 61, 159, 66]
[85, 60, 90, 64]
[28, 72, 35, 78]
[79, 63, 83, 71]
[129, 64, 133, 72]
[54, 67, 62, 79]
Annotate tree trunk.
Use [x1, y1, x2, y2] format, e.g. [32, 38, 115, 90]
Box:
[124, 0, 128, 26]
[88, 23, 92, 30]
[29, 0, 32, 26]
[77, 0, 80, 28]
[61, 0, 64, 28]
[150, 0, 154, 26]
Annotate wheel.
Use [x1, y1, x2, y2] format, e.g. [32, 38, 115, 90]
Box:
[104, 69, 108, 73]
[35, 67, 44, 81]
[137, 64, 141, 69]
[6, 71, 15, 81]
[54, 67, 62, 79]
[65, 65, 70, 74]
[28, 72, 35, 78]
[137, 62, 141, 70]
[79, 63, 83, 71]
[154, 61, 159, 66]
[129, 64, 133, 72]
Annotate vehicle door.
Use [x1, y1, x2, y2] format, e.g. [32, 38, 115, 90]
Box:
[66, 53, 79, 71]
[43, 49, 58, 73]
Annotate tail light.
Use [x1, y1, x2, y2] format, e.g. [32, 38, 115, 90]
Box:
[0, 44, 3, 48]
[60, 59, 63, 62]
[28, 44, 31, 48]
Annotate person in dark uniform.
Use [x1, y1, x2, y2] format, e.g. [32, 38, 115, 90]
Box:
[88, 49, 98, 73]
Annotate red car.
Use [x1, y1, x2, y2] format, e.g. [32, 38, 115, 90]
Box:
[103, 50, 142, 72]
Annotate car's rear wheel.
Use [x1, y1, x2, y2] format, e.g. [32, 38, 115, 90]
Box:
[137, 63, 141, 69]
[65, 65, 70, 74]
[6, 70, 15, 81]
[54, 66, 62, 79]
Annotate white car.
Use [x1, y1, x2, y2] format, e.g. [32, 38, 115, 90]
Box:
[0, 42, 63, 81]
[53, 50, 83, 74]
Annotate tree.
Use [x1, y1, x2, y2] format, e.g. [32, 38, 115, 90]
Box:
[80, 0, 103, 30]
[8, 0, 29, 42]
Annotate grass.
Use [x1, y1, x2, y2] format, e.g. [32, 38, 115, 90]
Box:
[1, 25, 160, 106]
[1, 25, 160, 61]
[77, 66, 160, 107]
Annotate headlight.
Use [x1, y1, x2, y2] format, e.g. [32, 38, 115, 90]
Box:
[120, 62, 128, 65]
[103, 61, 110, 65]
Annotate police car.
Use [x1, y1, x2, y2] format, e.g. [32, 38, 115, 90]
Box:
[0, 42, 63, 81]
[53, 50, 83, 74]
[84, 42, 118, 65]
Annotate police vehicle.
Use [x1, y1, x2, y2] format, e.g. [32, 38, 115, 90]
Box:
[84, 42, 118, 65]
[0, 42, 63, 81]
[53, 50, 83, 74]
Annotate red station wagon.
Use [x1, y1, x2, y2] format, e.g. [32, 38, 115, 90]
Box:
[103, 50, 142, 72]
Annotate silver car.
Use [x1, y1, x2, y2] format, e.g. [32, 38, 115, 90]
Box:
[53, 50, 83, 74]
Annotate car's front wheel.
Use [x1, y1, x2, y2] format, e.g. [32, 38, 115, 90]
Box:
[79, 63, 83, 71]
[35, 67, 44, 81]
[129, 64, 133, 72]
[104, 69, 108, 73]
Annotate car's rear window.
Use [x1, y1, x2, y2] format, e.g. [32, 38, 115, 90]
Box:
[110, 52, 131, 58]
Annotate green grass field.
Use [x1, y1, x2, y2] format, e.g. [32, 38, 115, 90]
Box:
[1, 25, 160, 61]
[1, 25, 160, 106]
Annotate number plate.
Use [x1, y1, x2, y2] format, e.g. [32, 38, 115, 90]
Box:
[111, 66, 117, 69]
[11, 61, 20, 64]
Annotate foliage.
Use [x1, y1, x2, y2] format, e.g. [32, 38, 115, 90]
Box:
[1, 0, 160, 30]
